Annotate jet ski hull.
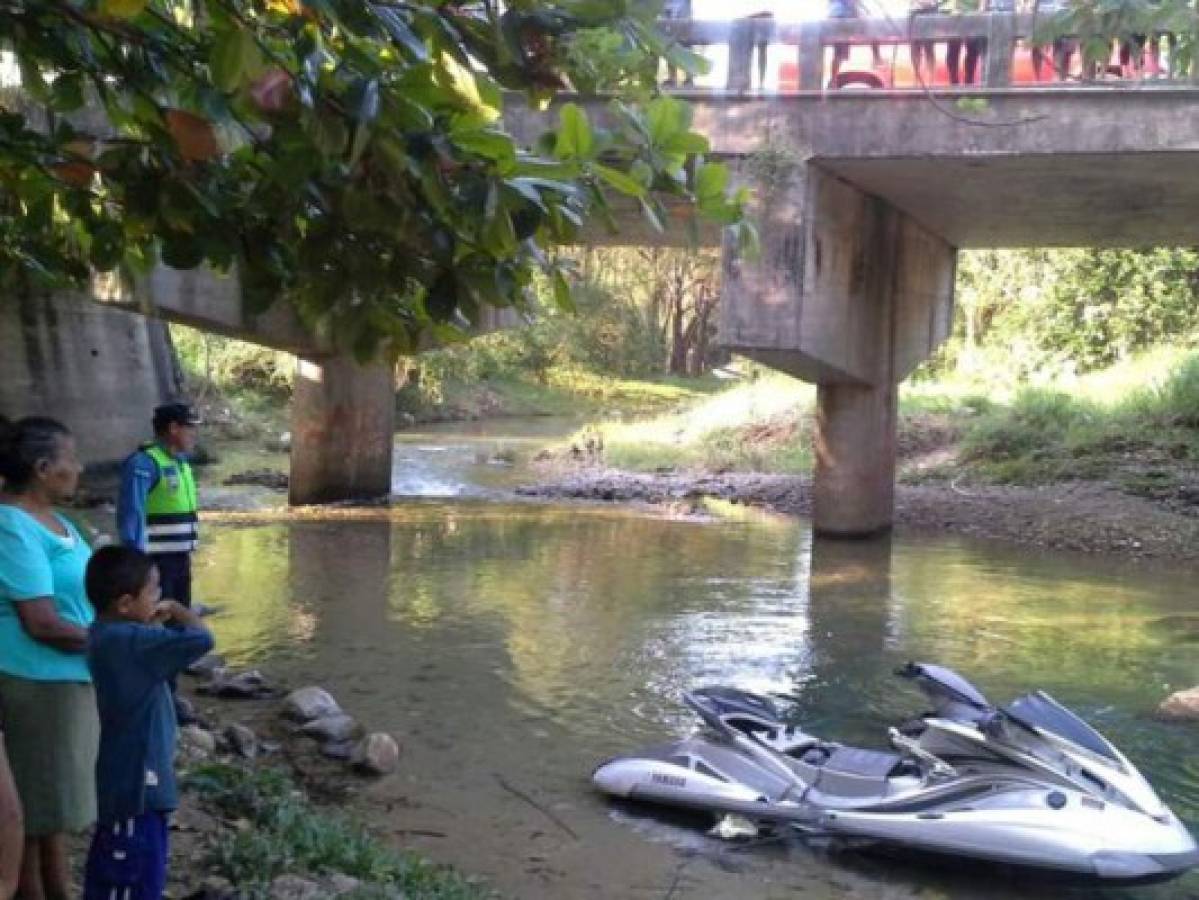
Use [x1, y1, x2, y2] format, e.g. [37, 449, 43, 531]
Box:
[594, 748, 1199, 883]
[593, 670, 1199, 886]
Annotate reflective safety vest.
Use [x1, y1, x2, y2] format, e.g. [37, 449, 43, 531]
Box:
[143, 443, 199, 554]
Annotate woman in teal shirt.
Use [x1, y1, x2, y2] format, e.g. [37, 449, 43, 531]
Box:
[0, 417, 98, 900]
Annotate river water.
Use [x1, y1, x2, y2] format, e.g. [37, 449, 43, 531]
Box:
[195, 422, 1199, 899]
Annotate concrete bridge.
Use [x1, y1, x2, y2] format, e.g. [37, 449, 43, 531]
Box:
[9, 12, 1197, 532]
[509, 13, 1199, 536]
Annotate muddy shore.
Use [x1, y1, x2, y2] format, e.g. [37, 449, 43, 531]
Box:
[517, 469, 1199, 563]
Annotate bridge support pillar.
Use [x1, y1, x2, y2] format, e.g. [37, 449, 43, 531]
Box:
[722, 163, 956, 537]
[813, 381, 897, 537]
[289, 355, 394, 505]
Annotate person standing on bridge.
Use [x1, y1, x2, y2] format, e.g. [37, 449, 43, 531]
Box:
[945, 0, 988, 85]
[909, 0, 944, 85]
[829, 0, 882, 89]
[117, 404, 203, 613]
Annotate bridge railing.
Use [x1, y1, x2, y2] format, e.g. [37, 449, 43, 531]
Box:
[658, 15, 1187, 92]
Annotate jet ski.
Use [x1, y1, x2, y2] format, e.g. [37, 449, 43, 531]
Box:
[592, 662, 1199, 884]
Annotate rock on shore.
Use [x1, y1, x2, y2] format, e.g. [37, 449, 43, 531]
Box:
[1159, 686, 1199, 720]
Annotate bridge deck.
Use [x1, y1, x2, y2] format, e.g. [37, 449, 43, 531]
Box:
[508, 87, 1199, 248]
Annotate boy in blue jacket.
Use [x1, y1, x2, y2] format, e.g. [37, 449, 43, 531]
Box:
[83, 546, 213, 900]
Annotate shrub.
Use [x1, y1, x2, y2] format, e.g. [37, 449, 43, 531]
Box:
[185, 764, 487, 900]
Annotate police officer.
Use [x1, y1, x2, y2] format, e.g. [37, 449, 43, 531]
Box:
[117, 404, 201, 609]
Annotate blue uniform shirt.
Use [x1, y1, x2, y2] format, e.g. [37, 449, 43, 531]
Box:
[117, 449, 162, 551]
[87, 619, 214, 823]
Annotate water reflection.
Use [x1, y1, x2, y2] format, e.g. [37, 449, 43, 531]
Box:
[195, 505, 1199, 899]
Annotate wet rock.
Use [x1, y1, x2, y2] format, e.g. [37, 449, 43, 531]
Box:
[183, 875, 237, 900]
[351, 733, 400, 775]
[1158, 686, 1199, 720]
[185, 653, 226, 678]
[198, 668, 272, 699]
[327, 874, 362, 896]
[283, 686, 342, 722]
[320, 739, 355, 761]
[178, 725, 216, 761]
[224, 723, 258, 759]
[174, 696, 200, 726]
[268, 875, 323, 900]
[299, 714, 360, 742]
[223, 468, 289, 490]
[171, 802, 220, 836]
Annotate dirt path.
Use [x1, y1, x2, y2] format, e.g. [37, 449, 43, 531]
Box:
[518, 469, 1199, 563]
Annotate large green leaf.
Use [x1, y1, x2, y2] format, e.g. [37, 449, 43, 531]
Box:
[210, 27, 261, 93]
[555, 103, 595, 161]
[435, 51, 501, 125]
[451, 127, 517, 167]
[695, 162, 730, 207]
[646, 96, 689, 147]
[593, 163, 645, 198]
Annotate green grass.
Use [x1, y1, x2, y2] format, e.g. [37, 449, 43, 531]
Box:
[552, 347, 1199, 490]
[401, 368, 723, 423]
[185, 764, 490, 900]
[948, 350, 1199, 484]
[573, 370, 815, 473]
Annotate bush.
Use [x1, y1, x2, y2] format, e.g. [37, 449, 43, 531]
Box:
[1136, 355, 1199, 428]
[171, 326, 295, 399]
[404, 283, 667, 410]
[925, 248, 1199, 382]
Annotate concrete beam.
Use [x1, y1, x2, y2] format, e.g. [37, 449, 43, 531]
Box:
[722, 163, 955, 385]
[508, 89, 1199, 248]
[94, 267, 324, 355]
[684, 89, 1199, 248]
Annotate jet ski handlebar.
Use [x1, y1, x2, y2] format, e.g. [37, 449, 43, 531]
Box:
[888, 726, 958, 779]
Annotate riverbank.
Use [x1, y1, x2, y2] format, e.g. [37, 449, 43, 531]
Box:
[100, 670, 491, 900]
[515, 350, 1199, 562]
[517, 469, 1199, 561]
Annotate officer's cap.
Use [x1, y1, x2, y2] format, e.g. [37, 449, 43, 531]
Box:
[153, 403, 203, 432]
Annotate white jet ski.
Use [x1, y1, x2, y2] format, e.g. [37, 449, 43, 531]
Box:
[593, 662, 1199, 884]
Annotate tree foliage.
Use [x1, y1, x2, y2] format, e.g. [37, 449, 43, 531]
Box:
[1036, 0, 1199, 74]
[928, 248, 1199, 379]
[0, 0, 751, 357]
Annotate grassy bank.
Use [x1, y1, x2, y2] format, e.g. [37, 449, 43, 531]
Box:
[186, 763, 488, 899]
[584, 370, 816, 473]
[559, 348, 1199, 497]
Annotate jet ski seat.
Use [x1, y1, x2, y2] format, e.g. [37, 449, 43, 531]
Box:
[818, 746, 904, 778]
[799, 745, 909, 798]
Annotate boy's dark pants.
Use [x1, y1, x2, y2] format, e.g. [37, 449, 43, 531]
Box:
[83, 812, 170, 900]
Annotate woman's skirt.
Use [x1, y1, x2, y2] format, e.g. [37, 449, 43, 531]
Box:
[0, 675, 98, 835]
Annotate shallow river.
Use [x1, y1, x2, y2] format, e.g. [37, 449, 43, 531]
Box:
[195, 423, 1199, 899]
